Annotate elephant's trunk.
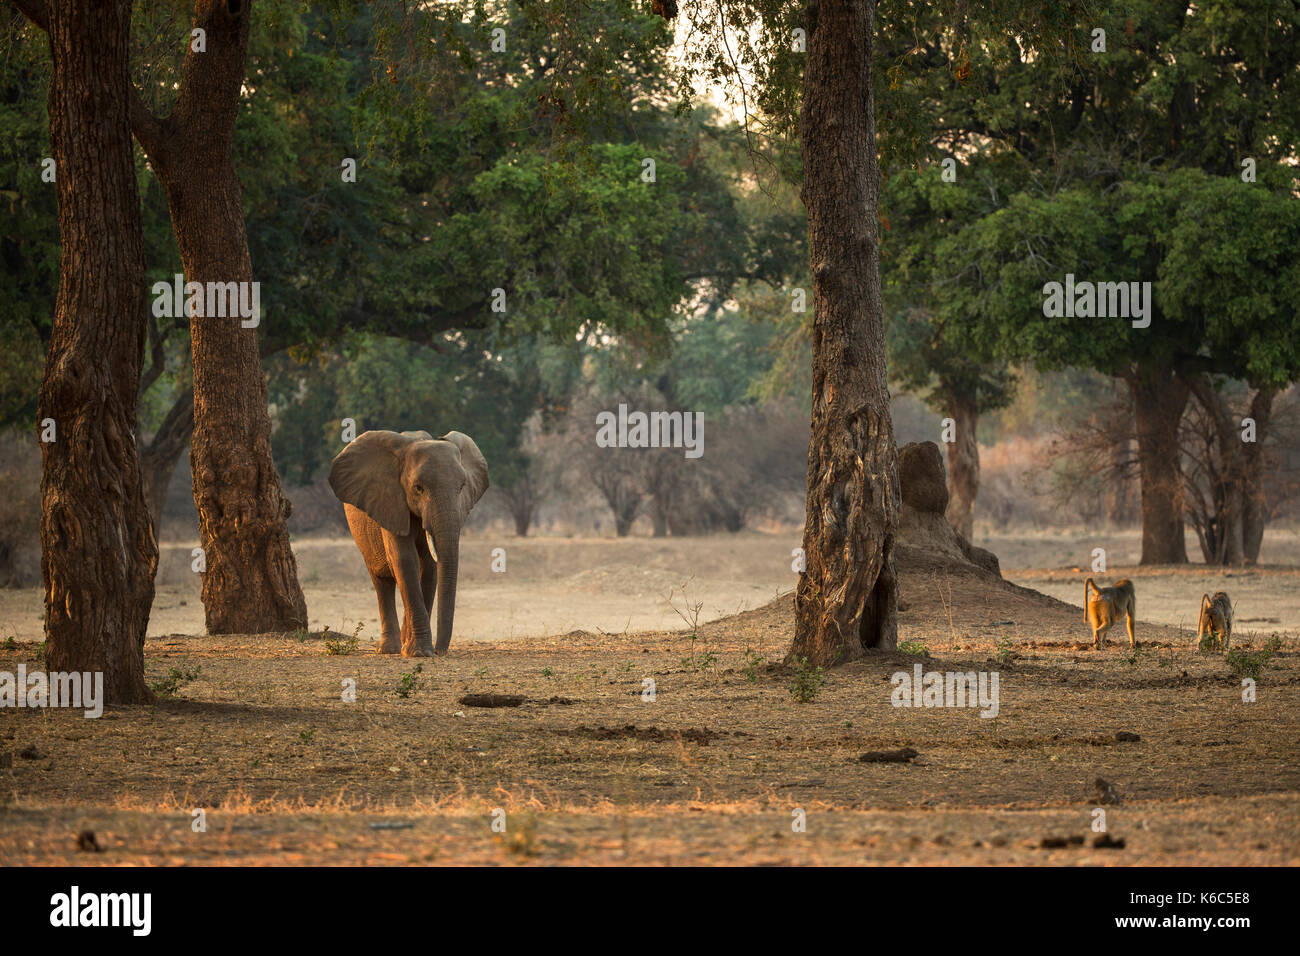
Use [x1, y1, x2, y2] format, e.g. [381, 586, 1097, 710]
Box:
[429, 512, 461, 655]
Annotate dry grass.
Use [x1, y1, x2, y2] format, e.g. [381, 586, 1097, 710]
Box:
[2, 549, 1297, 866]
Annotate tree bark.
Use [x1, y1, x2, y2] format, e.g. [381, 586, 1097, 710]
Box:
[35, 0, 156, 703]
[943, 389, 979, 540]
[133, 0, 306, 633]
[789, 0, 899, 667]
[1129, 366, 1189, 565]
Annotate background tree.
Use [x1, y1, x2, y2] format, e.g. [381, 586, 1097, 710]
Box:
[879, 0, 1300, 564]
[939, 171, 1300, 565]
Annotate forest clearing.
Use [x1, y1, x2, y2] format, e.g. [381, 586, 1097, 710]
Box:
[3, 532, 1296, 866]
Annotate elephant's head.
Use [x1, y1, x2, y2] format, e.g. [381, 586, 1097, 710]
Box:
[328, 429, 489, 653]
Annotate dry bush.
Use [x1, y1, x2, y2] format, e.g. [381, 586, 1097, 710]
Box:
[973, 435, 1062, 529]
[285, 476, 350, 536]
[536, 389, 807, 537]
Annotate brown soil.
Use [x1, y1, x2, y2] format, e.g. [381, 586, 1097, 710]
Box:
[1, 533, 1297, 865]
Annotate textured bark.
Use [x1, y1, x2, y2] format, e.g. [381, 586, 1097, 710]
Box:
[1129, 367, 1189, 565]
[943, 391, 979, 540]
[133, 0, 306, 633]
[36, 0, 156, 703]
[789, 0, 899, 667]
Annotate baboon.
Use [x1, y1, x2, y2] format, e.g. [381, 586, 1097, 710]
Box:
[1084, 578, 1136, 649]
[1197, 591, 1234, 653]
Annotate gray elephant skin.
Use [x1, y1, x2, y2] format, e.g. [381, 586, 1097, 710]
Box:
[328, 429, 489, 656]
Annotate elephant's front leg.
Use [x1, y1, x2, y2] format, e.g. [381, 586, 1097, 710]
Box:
[384, 531, 434, 657]
[414, 530, 437, 620]
[370, 572, 401, 654]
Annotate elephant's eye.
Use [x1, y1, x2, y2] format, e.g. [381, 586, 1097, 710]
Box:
[413, 483, 424, 494]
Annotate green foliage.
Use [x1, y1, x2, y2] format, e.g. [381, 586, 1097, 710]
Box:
[395, 663, 424, 698]
[938, 171, 1300, 388]
[898, 640, 929, 658]
[880, 1, 1300, 401]
[150, 663, 203, 700]
[323, 622, 363, 656]
[994, 637, 1014, 666]
[741, 648, 766, 683]
[1225, 637, 1282, 681]
[787, 655, 825, 703]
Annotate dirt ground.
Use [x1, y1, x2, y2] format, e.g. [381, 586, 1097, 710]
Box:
[1, 531, 1297, 866]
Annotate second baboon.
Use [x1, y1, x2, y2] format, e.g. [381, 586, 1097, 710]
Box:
[1084, 577, 1137, 649]
[1197, 591, 1234, 652]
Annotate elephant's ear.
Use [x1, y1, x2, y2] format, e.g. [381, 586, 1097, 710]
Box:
[328, 430, 417, 534]
[440, 430, 489, 522]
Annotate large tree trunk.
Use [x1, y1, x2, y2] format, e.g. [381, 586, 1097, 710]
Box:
[36, 0, 156, 703]
[133, 0, 306, 633]
[1241, 388, 1275, 564]
[789, 0, 899, 667]
[1129, 367, 1189, 565]
[943, 389, 979, 540]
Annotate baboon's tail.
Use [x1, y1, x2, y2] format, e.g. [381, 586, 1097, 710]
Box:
[1083, 577, 1096, 621]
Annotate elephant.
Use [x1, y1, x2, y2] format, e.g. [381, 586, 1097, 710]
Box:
[328, 429, 489, 657]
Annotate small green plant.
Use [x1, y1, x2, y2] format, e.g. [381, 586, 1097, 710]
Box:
[395, 663, 424, 699]
[898, 640, 929, 657]
[668, 580, 714, 672]
[1225, 637, 1282, 681]
[540, 667, 554, 678]
[742, 648, 766, 683]
[1, 635, 16, 651]
[151, 663, 202, 699]
[1122, 645, 1145, 667]
[298, 728, 316, 744]
[34, 641, 46, 665]
[994, 636, 1014, 665]
[788, 656, 826, 703]
[324, 622, 362, 656]
[679, 645, 717, 672]
[295, 628, 308, 644]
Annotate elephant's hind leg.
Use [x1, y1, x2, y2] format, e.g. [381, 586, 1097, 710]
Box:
[371, 572, 401, 654]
